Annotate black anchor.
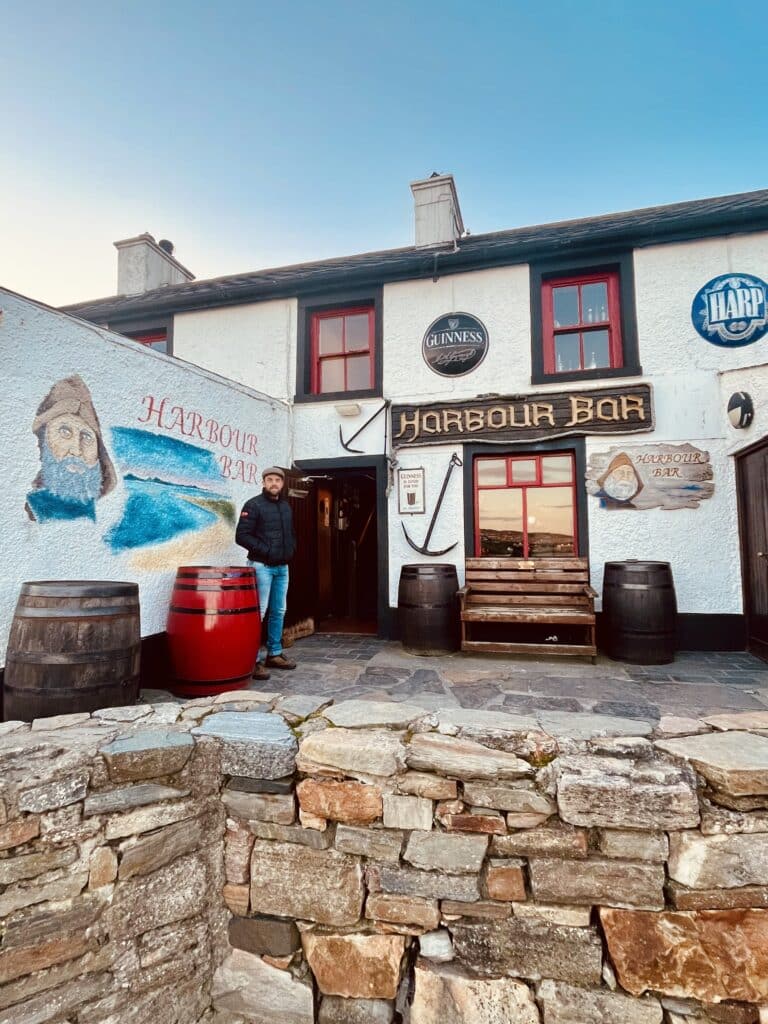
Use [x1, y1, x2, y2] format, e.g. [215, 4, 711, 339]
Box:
[339, 401, 389, 453]
[402, 452, 463, 556]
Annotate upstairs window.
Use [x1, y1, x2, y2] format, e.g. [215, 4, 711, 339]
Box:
[126, 329, 168, 354]
[541, 270, 623, 375]
[310, 306, 375, 394]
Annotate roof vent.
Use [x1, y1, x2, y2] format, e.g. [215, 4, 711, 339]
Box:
[410, 173, 464, 248]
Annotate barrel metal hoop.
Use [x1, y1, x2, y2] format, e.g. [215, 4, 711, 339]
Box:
[3, 676, 140, 697]
[169, 605, 260, 615]
[21, 583, 138, 598]
[14, 605, 140, 618]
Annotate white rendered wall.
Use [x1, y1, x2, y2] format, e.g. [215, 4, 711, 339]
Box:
[173, 299, 297, 402]
[0, 290, 290, 661]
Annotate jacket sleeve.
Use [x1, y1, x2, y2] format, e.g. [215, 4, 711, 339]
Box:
[235, 499, 269, 560]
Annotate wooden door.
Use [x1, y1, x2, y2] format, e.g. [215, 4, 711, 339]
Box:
[283, 472, 317, 629]
[737, 440, 768, 659]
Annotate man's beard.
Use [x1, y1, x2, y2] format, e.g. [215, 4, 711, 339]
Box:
[40, 442, 103, 504]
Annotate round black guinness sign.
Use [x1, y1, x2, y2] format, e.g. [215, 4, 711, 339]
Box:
[422, 312, 489, 377]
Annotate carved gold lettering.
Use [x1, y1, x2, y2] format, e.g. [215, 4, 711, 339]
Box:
[531, 402, 555, 427]
[596, 397, 619, 421]
[509, 403, 532, 427]
[443, 410, 464, 433]
[487, 406, 507, 429]
[464, 409, 485, 432]
[422, 411, 441, 434]
[620, 395, 646, 421]
[566, 396, 593, 426]
[395, 409, 420, 442]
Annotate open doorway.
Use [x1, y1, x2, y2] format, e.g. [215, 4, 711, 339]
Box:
[286, 457, 389, 637]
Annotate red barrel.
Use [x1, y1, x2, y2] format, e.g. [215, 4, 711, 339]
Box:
[167, 566, 261, 697]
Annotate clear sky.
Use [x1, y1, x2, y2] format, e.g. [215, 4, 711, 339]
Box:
[3, 0, 767, 307]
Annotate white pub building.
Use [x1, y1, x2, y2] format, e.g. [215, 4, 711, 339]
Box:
[65, 176, 768, 658]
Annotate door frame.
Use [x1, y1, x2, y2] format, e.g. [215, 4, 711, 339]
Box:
[736, 434, 768, 660]
[293, 455, 390, 638]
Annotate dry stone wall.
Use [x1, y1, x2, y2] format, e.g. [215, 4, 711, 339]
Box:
[2, 696, 768, 1024]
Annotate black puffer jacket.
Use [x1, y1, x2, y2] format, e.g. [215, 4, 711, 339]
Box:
[235, 490, 296, 566]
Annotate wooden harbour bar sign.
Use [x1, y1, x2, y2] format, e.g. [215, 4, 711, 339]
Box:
[391, 384, 653, 447]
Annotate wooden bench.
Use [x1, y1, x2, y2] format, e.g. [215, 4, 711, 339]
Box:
[458, 557, 597, 661]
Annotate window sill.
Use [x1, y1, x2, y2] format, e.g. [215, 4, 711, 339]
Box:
[293, 388, 382, 405]
[531, 365, 643, 387]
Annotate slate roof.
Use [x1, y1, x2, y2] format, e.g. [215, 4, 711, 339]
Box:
[62, 188, 768, 323]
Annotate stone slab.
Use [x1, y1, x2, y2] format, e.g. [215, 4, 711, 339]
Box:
[368, 863, 480, 903]
[335, 824, 403, 862]
[227, 774, 295, 794]
[407, 733, 532, 781]
[597, 829, 669, 862]
[490, 822, 589, 859]
[298, 728, 406, 777]
[366, 893, 440, 930]
[667, 881, 768, 910]
[249, 819, 335, 849]
[193, 712, 298, 779]
[404, 832, 488, 874]
[410, 961, 540, 1024]
[107, 852, 207, 938]
[464, 781, 555, 817]
[601, 907, 768, 1002]
[703, 712, 768, 732]
[99, 730, 193, 781]
[303, 933, 405, 998]
[538, 712, 654, 739]
[485, 859, 526, 901]
[452, 917, 603, 984]
[223, 788, 296, 824]
[655, 732, 768, 797]
[83, 783, 189, 816]
[323, 700, 427, 728]
[537, 979, 663, 1023]
[299, 779, 382, 824]
[0, 817, 40, 851]
[31, 713, 92, 731]
[700, 799, 768, 835]
[529, 857, 665, 910]
[318, 996, 394, 1024]
[228, 915, 300, 957]
[250, 839, 364, 925]
[397, 772, 458, 801]
[441, 899, 512, 920]
[668, 832, 768, 889]
[382, 794, 433, 831]
[211, 948, 313, 1023]
[118, 816, 205, 879]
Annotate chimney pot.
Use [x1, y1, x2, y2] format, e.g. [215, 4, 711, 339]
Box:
[158, 239, 174, 255]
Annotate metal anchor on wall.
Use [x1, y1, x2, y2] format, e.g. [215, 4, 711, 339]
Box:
[339, 401, 390, 454]
[402, 452, 463, 556]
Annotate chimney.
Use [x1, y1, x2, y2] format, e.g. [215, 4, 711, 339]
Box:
[114, 233, 195, 296]
[410, 172, 464, 248]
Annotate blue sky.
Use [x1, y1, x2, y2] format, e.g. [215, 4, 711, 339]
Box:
[2, 1, 767, 306]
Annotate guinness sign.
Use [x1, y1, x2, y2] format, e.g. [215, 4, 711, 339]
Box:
[422, 312, 489, 377]
[392, 384, 653, 447]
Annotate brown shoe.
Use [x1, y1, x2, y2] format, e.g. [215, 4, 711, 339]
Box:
[265, 654, 297, 670]
[251, 663, 272, 680]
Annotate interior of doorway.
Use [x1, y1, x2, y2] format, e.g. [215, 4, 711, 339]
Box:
[286, 466, 379, 636]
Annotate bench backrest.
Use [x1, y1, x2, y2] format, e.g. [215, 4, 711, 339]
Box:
[464, 558, 591, 606]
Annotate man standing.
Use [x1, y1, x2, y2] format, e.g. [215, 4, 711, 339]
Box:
[236, 467, 297, 680]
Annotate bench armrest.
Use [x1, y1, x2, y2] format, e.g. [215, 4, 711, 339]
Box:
[584, 585, 598, 599]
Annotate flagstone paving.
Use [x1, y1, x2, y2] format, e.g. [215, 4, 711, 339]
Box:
[143, 634, 768, 723]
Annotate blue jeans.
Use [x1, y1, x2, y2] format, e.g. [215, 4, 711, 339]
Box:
[249, 561, 289, 658]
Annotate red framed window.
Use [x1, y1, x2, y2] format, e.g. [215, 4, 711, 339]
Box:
[542, 271, 622, 374]
[127, 330, 168, 354]
[474, 452, 578, 558]
[310, 306, 374, 394]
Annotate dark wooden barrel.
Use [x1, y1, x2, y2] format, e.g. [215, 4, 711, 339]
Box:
[398, 564, 459, 655]
[3, 581, 140, 721]
[602, 560, 677, 664]
[167, 566, 261, 697]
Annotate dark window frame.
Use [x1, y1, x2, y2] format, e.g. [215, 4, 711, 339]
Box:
[295, 286, 383, 403]
[530, 251, 641, 385]
[108, 315, 174, 356]
[462, 437, 589, 561]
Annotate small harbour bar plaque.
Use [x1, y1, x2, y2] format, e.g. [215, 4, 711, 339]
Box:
[392, 384, 653, 447]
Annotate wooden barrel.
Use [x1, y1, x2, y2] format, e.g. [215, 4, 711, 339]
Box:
[3, 581, 140, 721]
[398, 564, 459, 655]
[167, 566, 261, 697]
[602, 560, 677, 664]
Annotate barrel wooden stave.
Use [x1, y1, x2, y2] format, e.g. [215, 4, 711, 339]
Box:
[398, 563, 460, 656]
[602, 560, 677, 665]
[167, 566, 261, 697]
[3, 581, 140, 722]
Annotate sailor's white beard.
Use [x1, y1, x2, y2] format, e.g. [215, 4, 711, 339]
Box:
[40, 442, 102, 503]
[604, 473, 637, 501]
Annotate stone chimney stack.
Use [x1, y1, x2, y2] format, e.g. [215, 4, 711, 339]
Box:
[410, 173, 464, 248]
[114, 233, 194, 296]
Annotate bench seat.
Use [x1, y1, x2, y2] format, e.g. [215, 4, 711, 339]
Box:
[461, 603, 595, 624]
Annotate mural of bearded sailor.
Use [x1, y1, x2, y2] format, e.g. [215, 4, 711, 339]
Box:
[26, 375, 117, 523]
[595, 451, 644, 505]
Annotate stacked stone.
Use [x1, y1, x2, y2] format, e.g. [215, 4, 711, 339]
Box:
[211, 700, 768, 1024]
[0, 701, 229, 1024]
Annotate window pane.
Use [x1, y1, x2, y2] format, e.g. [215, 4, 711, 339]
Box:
[526, 486, 576, 557]
[554, 332, 581, 372]
[476, 459, 507, 486]
[319, 357, 344, 393]
[345, 313, 371, 351]
[510, 459, 537, 483]
[583, 329, 610, 369]
[147, 338, 167, 353]
[346, 354, 371, 391]
[582, 282, 608, 323]
[552, 286, 579, 327]
[318, 317, 344, 355]
[542, 455, 573, 484]
[478, 489, 523, 557]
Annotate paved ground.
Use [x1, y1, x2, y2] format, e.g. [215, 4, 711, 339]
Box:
[232, 634, 768, 723]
